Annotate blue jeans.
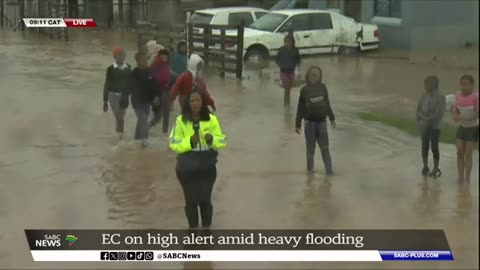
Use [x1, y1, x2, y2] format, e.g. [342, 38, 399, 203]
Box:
[133, 103, 150, 140]
[304, 121, 333, 173]
[109, 92, 126, 133]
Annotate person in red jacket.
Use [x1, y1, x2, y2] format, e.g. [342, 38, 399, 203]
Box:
[149, 49, 171, 132]
[170, 54, 216, 111]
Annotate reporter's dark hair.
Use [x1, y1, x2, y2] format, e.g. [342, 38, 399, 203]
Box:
[181, 89, 211, 122]
[460, 74, 474, 85]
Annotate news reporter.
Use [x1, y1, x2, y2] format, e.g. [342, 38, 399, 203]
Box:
[169, 90, 226, 229]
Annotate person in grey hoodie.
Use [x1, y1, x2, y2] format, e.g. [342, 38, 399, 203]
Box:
[296, 66, 335, 175]
[416, 75, 446, 177]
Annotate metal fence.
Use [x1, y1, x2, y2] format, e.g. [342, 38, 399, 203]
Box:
[1, 0, 149, 32]
[74, 0, 148, 30]
[1, 0, 26, 31]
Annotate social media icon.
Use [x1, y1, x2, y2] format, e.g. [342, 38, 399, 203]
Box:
[109, 252, 118, 260]
[136, 252, 145, 260]
[145, 252, 154, 260]
[100, 252, 109, 260]
[118, 252, 127, 260]
[127, 252, 136, 260]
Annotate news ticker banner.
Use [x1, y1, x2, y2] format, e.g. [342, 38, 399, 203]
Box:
[23, 18, 96, 28]
[25, 230, 453, 262]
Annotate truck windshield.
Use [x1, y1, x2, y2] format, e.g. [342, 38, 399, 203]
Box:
[247, 13, 288, 32]
[190, 12, 214, 24]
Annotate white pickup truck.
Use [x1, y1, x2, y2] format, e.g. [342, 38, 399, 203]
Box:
[190, 7, 269, 34]
[242, 9, 380, 64]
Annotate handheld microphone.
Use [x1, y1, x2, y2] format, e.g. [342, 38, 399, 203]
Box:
[192, 121, 200, 149]
[193, 121, 200, 135]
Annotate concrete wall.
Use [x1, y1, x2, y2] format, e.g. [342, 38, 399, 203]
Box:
[403, 0, 478, 49]
[359, 0, 409, 49]
[309, 0, 327, 9]
[309, 0, 479, 49]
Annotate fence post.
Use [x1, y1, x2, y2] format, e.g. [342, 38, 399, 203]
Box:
[119, 0, 124, 39]
[187, 22, 193, 54]
[19, 0, 25, 31]
[235, 24, 244, 80]
[0, 0, 4, 29]
[203, 25, 210, 66]
[220, 28, 226, 78]
[63, 0, 69, 41]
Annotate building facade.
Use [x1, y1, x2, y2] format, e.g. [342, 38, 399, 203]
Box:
[308, 0, 479, 49]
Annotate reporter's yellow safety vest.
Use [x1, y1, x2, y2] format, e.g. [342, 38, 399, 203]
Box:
[169, 114, 226, 154]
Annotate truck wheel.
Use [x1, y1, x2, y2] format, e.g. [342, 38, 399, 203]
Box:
[244, 49, 268, 69]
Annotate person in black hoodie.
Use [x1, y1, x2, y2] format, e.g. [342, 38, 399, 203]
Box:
[103, 47, 131, 137]
[128, 51, 155, 146]
[295, 66, 335, 175]
[276, 35, 300, 108]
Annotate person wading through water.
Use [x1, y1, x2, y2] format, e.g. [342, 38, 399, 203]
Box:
[127, 51, 155, 146]
[150, 49, 171, 132]
[170, 54, 216, 112]
[171, 40, 188, 79]
[295, 66, 335, 175]
[416, 75, 446, 178]
[169, 90, 226, 229]
[103, 47, 131, 138]
[452, 75, 479, 183]
[276, 34, 300, 109]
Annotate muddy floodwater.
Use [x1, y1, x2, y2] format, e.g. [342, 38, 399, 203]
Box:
[0, 31, 478, 270]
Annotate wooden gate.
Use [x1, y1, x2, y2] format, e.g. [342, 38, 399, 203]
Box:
[187, 23, 244, 79]
[1, 0, 24, 31]
[36, 0, 68, 40]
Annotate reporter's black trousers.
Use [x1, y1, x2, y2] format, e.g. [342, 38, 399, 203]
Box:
[176, 166, 217, 228]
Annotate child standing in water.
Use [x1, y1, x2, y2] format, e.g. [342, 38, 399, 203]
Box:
[295, 66, 335, 175]
[276, 35, 300, 108]
[416, 75, 446, 177]
[129, 52, 155, 146]
[452, 75, 479, 183]
[103, 47, 131, 138]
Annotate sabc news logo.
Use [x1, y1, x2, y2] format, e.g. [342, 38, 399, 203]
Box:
[65, 235, 78, 246]
[35, 234, 78, 247]
[100, 251, 154, 261]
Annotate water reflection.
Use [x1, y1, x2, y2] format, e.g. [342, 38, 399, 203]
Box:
[294, 173, 336, 227]
[101, 144, 157, 225]
[413, 178, 442, 221]
[455, 183, 473, 223]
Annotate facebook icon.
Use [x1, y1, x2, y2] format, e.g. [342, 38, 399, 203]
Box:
[100, 252, 109, 261]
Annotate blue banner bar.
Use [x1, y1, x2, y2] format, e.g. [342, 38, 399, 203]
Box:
[380, 251, 453, 261]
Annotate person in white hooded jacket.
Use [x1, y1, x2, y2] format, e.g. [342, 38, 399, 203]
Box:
[146, 40, 164, 67]
[169, 54, 216, 111]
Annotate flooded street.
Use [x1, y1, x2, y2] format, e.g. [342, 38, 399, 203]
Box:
[0, 31, 478, 269]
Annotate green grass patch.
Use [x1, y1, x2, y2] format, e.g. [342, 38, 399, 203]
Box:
[358, 111, 457, 145]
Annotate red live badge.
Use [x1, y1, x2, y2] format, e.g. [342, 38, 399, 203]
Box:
[63, 18, 97, 28]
